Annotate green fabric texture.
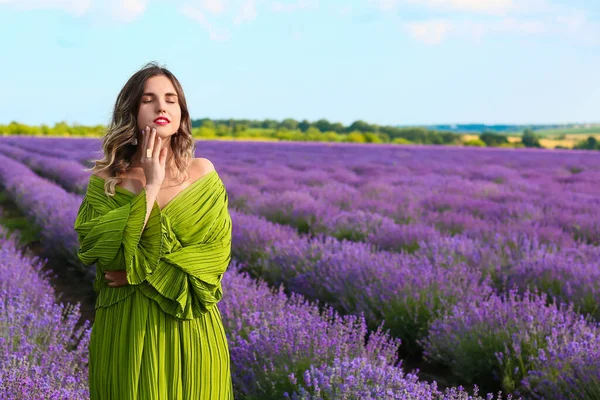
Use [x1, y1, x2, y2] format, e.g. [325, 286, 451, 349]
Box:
[74, 169, 234, 399]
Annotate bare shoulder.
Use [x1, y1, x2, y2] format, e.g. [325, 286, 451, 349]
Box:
[91, 164, 111, 180]
[193, 157, 216, 177]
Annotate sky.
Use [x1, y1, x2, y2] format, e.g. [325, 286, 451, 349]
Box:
[1, 0, 599, 127]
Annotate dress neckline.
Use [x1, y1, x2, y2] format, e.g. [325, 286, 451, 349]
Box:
[89, 169, 218, 212]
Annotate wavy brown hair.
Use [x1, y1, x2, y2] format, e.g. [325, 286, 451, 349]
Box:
[85, 61, 195, 197]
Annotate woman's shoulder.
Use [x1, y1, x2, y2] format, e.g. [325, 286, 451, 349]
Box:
[92, 157, 215, 186]
[194, 157, 215, 175]
[91, 165, 111, 180]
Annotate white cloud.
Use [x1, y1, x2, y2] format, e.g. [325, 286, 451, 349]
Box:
[390, 0, 598, 46]
[180, 0, 263, 38]
[372, 0, 551, 15]
[233, 0, 257, 24]
[404, 15, 596, 45]
[369, 0, 400, 11]
[405, 19, 453, 44]
[180, 4, 231, 41]
[0, 0, 151, 21]
[0, 0, 92, 16]
[201, 0, 225, 14]
[109, 0, 148, 22]
[406, 0, 516, 16]
[494, 17, 547, 34]
[269, 0, 318, 13]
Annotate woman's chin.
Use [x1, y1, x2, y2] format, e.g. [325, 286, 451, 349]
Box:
[153, 126, 176, 137]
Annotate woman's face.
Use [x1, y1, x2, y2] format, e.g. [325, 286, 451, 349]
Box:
[137, 75, 182, 138]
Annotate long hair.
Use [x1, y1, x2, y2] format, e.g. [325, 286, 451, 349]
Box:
[85, 61, 195, 197]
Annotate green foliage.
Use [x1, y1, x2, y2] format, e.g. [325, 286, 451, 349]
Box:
[0, 119, 589, 153]
[280, 118, 299, 130]
[364, 132, 383, 143]
[521, 128, 542, 148]
[346, 131, 366, 143]
[274, 128, 294, 141]
[196, 126, 216, 138]
[189, 118, 460, 145]
[7, 117, 448, 145]
[391, 137, 413, 144]
[463, 138, 486, 147]
[479, 131, 509, 147]
[574, 136, 600, 150]
[0, 121, 105, 137]
[325, 131, 342, 142]
[534, 125, 600, 136]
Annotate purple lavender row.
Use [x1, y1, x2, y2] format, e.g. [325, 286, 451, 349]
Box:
[12, 151, 567, 397]
[0, 227, 90, 398]
[216, 262, 512, 399]
[206, 144, 600, 252]
[230, 210, 491, 354]
[0, 158, 411, 398]
[0, 151, 475, 355]
[0, 153, 84, 270]
[0, 142, 91, 193]
[415, 233, 600, 319]
[220, 165, 600, 251]
[113, 152, 600, 320]
[0, 144, 494, 352]
[2, 138, 437, 254]
[229, 211, 600, 396]
[8, 137, 600, 250]
[525, 317, 600, 399]
[0, 136, 100, 166]
[206, 146, 600, 321]
[0, 215, 506, 399]
[36, 160, 596, 395]
[0, 149, 455, 358]
[9, 138, 595, 288]
[0, 170, 512, 399]
[0, 159, 507, 398]
[19, 138, 599, 323]
[422, 289, 600, 398]
[9, 139, 600, 396]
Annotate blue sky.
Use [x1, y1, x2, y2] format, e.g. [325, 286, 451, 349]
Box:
[1, 0, 599, 127]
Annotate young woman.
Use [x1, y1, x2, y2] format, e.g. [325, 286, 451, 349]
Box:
[74, 62, 233, 399]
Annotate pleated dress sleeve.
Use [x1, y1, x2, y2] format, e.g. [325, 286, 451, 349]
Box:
[73, 178, 163, 285]
[137, 178, 233, 320]
[75, 172, 233, 320]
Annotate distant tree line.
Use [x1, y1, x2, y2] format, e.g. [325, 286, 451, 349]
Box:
[472, 128, 541, 148]
[0, 119, 598, 151]
[191, 118, 462, 145]
[573, 136, 600, 150]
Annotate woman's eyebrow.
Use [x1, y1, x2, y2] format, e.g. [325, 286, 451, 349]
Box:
[142, 92, 178, 97]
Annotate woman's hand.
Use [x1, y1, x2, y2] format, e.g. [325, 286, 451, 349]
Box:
[105, 271, 129, 287]
[140, 126, 167, 188]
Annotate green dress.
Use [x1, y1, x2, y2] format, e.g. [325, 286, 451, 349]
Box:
[74, 169, 234, 400]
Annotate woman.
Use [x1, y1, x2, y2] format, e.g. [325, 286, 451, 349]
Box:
[74, 62, 234, 399]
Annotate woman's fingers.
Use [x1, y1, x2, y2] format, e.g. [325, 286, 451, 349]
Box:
[149, 127, 156, 153]
[105, 271, 129, 287]
[140, 126, 149, 162]
[154, 135, 161, 159]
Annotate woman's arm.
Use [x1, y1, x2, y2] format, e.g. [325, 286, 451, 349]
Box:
[74, 183, 163, 285]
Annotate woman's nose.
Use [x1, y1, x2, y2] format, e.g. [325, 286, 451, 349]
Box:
[155, 99, 167, 112]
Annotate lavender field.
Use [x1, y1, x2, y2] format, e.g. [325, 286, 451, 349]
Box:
[1, 136, 600, 399]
